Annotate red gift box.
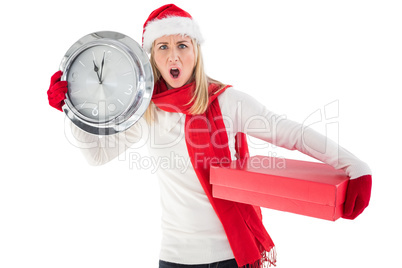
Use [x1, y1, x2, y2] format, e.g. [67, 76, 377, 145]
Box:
[210, 156, 349, 221]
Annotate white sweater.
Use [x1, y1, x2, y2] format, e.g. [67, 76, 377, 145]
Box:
[70, 87, 371, 264]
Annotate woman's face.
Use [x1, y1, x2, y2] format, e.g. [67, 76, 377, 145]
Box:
[153, 35, 195, 89]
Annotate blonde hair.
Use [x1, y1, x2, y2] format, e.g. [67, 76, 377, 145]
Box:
[144, 37, 225, 122]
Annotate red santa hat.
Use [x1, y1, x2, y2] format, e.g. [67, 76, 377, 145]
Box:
[142, 4, 204, 53]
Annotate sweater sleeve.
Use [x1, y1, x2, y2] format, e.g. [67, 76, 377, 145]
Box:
[218, 87, 371, 179]
[67, 118, 147, 166]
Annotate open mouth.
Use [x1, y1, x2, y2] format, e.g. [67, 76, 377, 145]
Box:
[170, 67, 180, 79]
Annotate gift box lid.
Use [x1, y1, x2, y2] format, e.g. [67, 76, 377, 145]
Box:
[210, 156, 349, 207]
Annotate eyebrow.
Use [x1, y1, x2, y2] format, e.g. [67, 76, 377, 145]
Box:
[156, 40, 190, 46]
[176, 40, 190, 44]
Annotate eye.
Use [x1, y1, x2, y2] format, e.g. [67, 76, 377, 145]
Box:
[178, 44, 187, 49]
[159, 45, 168, 50]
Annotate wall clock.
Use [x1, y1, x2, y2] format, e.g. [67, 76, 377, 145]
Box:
[60, 31, 153, 135]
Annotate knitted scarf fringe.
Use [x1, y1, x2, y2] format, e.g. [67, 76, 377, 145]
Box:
[240, 247, 277, 268]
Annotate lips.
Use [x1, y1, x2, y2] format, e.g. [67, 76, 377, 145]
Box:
[170, 67, 180, 79]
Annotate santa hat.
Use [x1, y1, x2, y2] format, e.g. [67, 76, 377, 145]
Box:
[142, 4, 204, 53]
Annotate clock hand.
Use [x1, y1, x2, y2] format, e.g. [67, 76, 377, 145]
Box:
[100, 52, 105, 83]
[93, 60, 102, 83]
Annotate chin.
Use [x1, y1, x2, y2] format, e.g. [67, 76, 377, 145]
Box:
[166, 79, 186, 89]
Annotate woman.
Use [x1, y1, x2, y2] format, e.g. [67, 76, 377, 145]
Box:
[47, 4, 372, 268]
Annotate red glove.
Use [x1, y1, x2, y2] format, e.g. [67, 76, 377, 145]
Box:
[47, 70, 68, 112]
[342, 174, 372, 219]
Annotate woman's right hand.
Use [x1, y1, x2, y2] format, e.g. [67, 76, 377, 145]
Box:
[47, 70, 68, 112]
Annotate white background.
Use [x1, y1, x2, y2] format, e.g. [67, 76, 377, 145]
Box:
[1, 0, 401, 267]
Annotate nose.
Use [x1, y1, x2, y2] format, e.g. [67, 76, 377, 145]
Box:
[168, 47, 179, 62]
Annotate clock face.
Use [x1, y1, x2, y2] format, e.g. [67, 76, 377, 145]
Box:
[66, 44, 137, 123]
[60, 31, 153, 135]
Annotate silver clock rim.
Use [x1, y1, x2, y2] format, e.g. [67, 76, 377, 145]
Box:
[59, 31, 154, 135]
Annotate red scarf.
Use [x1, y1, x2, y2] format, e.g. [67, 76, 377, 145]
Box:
[152, 79, 276, 267]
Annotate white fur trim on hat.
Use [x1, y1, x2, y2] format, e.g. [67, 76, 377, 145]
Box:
[142, 16, 204, 53]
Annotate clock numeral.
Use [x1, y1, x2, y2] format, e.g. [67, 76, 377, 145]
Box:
[108, 103, 116, 112]
[92, 106, 99, 117]
[71, 72, 79, 82]
[124, 84, 133, 95]
[105, 50, 113, 62]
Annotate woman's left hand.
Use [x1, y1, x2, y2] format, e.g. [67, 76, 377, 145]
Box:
[342, 175, 372, 219]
